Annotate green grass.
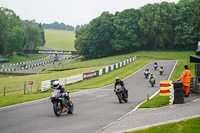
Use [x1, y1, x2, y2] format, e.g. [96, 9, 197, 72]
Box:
[128, 117, 200, 133]
[139, 95, 170, 108]
[44, 29, 75, 51]
[0, 66, 105, 95]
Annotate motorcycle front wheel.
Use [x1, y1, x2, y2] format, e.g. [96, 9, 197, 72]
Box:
[117, 93, 123, 103]
[53, 102, 62, 117]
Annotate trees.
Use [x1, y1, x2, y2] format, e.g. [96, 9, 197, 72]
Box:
[112, 9, 142, 53]
[0, 7, 24, 57]
[42, 22, 74, 31]
[0, 7, 45, 58]
[174, 0, 200, 50]
[75, 12, 115, 59]
[39, 23, 46, 46]
[24, 23, 42, 50]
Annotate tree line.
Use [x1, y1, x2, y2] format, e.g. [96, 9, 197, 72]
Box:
[75, 0, 200, 59]
[43, 22, 74, 31]
[0, 7, 45, 58]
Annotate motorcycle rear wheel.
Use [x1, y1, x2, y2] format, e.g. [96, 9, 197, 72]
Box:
[151, 83, 154, 87]
[53, 102, 62, 117]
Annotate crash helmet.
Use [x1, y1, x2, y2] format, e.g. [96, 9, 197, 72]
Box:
[154, 62, 157, 65]
[53, 81, 59, 89]
[160, 65, 163, 68]
[115, 77, 120, 82]
[150, 73, 153, 75]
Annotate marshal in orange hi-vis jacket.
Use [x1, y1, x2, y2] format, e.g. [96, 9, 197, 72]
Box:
[178, 65, 191, 97]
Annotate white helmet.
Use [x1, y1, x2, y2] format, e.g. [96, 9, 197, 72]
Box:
[116, 77, 120, 82]
[53, 81, 59, 89]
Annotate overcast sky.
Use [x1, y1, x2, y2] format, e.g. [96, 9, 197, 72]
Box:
[0, 0, 180, 27]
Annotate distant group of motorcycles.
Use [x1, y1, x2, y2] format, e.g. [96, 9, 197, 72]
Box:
[144, 62, 164, 87]
[49, 62, 164, 116]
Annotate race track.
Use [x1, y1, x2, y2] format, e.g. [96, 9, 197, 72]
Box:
[0, 60, 177, 133]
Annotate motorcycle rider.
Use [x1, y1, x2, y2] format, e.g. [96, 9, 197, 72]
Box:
[154, 62, 158, 69]
[160, 65, 164, 70]
[144, 69, 150, 74]
[53, 81, 72, 107]
[114, 77, 128, 98]
[149, 73, 156, 84]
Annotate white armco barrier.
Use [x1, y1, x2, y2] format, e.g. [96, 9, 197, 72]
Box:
[41, 80, 51, 92]
[111, 65, 114, 71]
[99, 69, 103, 76]
[123, 60, 126, 65]
[59, 78, 66, 86]
[66, 74, 83, 85]
[105, 66, 109, 73]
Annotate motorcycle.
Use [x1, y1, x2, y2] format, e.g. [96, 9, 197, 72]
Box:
[149, 78, 155, 87]
[154, 64, 158, 70]
[144, 71, 150, 78]
[50, 89, 74, 117]
[159, 68, 164, 75]
[114, 85, 128, 103]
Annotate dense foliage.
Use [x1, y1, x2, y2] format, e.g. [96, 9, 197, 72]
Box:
[0, 8, 45, 58]
[75, 0, 200, 59]
[43, 22, 74, 31]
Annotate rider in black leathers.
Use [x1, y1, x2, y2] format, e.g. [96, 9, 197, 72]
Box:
[114, 77, 128, 97]
[53, 81, 71, 107]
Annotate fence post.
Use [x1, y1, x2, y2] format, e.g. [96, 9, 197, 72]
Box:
[4, 86, 6, 96]
[24, 84, 26, 95]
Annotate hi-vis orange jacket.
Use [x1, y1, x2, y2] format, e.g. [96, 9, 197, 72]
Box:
[178, 69, 191, 86]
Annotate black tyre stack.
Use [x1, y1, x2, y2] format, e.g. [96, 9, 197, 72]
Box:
[172, 81, 184, 104]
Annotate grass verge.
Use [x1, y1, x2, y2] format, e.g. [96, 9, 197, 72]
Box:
[139, 95, 169, 108]
[128, 117, 200, 133]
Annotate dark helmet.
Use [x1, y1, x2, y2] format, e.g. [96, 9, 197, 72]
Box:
[184, 65, 189, 69]
[115, 77, 120, 82]
[154, 62, 157, 64]
[53, 81, 59, 89]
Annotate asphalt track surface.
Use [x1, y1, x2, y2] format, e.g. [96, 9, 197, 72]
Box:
[0, 60, 177, 133]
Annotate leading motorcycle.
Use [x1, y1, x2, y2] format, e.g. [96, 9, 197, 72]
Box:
[154, 63, 158, 70]
[50, 89, 74, 117]
[114, 85, 128, 103]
